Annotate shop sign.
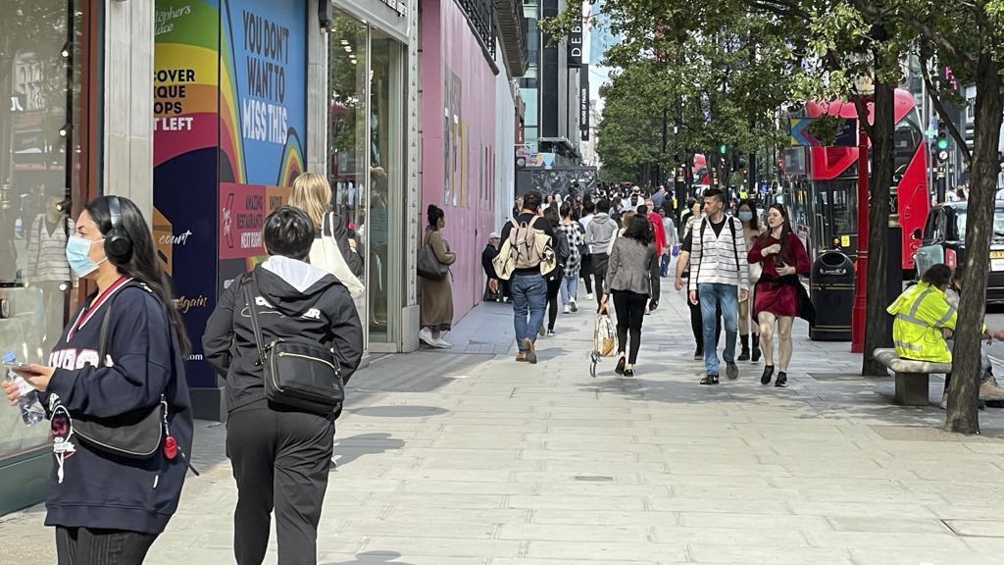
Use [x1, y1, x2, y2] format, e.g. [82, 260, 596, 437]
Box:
[377, 0, 407, 17]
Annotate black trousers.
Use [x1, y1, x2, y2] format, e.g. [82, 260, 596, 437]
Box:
[580, 254, 594, 294]
[545, 275, 561, 330]
[688, 294, 721, 351]
[592, 253, 610, 301]
[227, 407, 336, 565]
[56, 526, 158, 565]
[613, 290, 648, 364]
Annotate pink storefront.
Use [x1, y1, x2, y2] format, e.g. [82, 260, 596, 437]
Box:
[420, 0, 501, 321]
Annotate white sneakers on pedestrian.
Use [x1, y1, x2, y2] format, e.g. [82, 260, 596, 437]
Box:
[569, 299, 578, 312]
[586, 293, 595, 300]
[419, 327, 436, 347]
[563, 304, 571, 314]
[420, 328, 452, 348]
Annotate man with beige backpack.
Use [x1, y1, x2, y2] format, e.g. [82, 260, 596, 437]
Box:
[492, 190, 555, 364]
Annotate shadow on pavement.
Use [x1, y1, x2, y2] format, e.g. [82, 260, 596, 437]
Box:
[321, 550, 415, 565]
[346, 405, 449, 418]
[332, 432, 405, 468]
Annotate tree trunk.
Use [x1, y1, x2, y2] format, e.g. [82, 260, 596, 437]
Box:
[945, 53, 1003, 434]
[861, 81, 895, 376]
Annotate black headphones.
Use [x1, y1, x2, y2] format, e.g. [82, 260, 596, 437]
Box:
[104, 196, 133, 264]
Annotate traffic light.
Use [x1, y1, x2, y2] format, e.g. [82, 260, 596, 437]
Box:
[934, 122, 949, 163]
[719, 144, 727, 155]
[936, 122, 949, 151]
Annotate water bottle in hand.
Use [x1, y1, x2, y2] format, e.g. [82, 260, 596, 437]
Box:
[4, 352, 45, 426]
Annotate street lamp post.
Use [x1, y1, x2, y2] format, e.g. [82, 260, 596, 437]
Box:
[851, 118, 869, 353]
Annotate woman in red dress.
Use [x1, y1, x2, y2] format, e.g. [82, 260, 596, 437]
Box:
[747, 204, 810, 387]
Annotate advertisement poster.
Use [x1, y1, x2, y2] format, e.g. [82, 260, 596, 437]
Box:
[219, 182, 291, 260]
[151, 0, 307, 394]
[219, 0, 306, 187]
[153, 0, 221, 388]
[217, 0, 306, 284]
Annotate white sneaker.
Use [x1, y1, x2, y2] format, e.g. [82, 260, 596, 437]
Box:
[586, 293, 595, 300]
[563, 304, 571, 314]
[419, 328, 436, 346]
[433, 337, 453, 349]
[569, 299, 578, 312]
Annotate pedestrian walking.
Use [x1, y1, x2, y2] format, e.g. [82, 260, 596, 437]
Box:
[603, 215, 660, 377]
[578, 200, 597, 299]
[659, 208, 678, 278]
[679, 198, 699, 241]
[736, 199, 764, 362]
[543, 208, 568, 336]
[497, 190, 555, 363]
[419, 205, 456, 348]
[203, 206, 364, 565]
[747, 204, 810, 387]
[557, 204, 584, 313]
[1, 195, 195, 564]
[688, 187, 749, 385]
[585, 198, 620, 303]
[289, 172, 364, 278]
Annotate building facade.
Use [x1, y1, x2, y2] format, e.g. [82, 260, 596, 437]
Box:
[0, 0, 429, 513]
[418, 0, 524, 322]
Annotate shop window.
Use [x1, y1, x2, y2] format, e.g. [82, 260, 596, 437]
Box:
[329, 12, 404, 346]
[0, 0, 87, 456]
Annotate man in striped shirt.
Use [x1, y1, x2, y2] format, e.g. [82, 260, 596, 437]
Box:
[688, 187, 749, 385]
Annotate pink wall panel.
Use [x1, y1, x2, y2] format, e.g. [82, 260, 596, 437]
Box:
[420, 0, 498, 324]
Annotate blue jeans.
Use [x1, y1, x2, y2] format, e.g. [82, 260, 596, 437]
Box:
[511, 273, 548, 350]
[560, 274, 579, 306]
[698, 283, 739, 375]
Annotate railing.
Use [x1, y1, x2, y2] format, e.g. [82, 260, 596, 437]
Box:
[458, 0, 496, 58]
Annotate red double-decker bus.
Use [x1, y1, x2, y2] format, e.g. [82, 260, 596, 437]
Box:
[781, 89, 930, 274]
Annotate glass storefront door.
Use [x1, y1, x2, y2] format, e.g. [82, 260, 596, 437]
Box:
[329, 12, 404, 349]
[0, 0, 88, 492]
[328, 13, 370, 343]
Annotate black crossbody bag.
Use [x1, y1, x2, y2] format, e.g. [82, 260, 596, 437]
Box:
[70, 284, 197, 474]
[242, 272, 345, 415]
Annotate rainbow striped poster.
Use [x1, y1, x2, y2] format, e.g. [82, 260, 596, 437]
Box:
[152, 0, 307, 391]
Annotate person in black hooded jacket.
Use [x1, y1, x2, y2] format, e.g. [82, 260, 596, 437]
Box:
[203, 206, 363, 565]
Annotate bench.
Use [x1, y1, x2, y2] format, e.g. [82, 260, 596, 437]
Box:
[873, 348, 952, 406]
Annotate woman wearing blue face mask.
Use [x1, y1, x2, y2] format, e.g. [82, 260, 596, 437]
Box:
[736, 199, 763, 362]
[1, 195, 194, 564]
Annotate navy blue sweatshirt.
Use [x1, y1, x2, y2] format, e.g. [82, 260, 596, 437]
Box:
[40, 279, 194, 534]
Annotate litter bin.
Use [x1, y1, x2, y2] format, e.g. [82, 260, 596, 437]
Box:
[809, 251, 855, 341]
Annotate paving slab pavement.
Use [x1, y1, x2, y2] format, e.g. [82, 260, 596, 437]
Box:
[4, 277, 1004, 564]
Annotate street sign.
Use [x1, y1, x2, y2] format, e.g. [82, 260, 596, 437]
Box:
[789, 118, 858, 147]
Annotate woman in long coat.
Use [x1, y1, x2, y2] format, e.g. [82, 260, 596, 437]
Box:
[420, 204, 456, 348]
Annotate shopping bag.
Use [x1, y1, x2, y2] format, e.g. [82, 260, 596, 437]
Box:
[590, 308, 617, 377]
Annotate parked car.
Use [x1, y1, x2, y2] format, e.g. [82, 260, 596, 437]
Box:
[914, 201, 1004, 304]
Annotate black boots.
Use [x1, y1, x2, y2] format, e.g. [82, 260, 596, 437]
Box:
[751, 335, 761, 362]
[738, 334, 751, 361]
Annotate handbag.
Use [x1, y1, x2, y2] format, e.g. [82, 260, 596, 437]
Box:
[243, 273, 345, 415]
[309, 213, 365, 297]
[593, 309, 616, 358]
[796, 280, 817, 324]
[417, 238, 449, 280]
[70, 283, 177, 461]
